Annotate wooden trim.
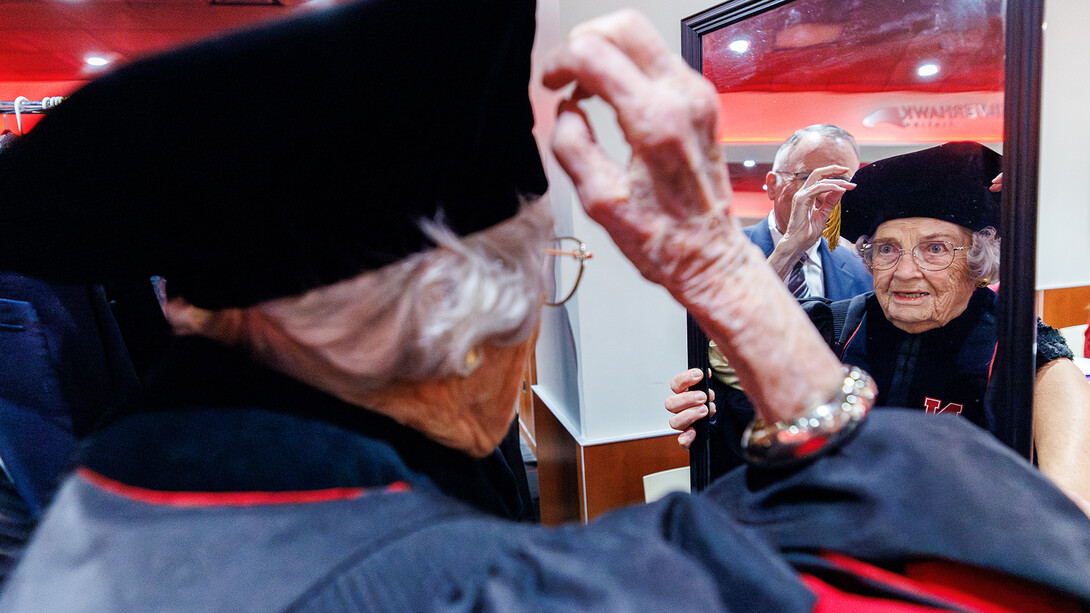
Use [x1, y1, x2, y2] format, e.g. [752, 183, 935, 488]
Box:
[1039, 286, 1090, 329]
[531, 390, 691, 525]
[532, 390, 581, 526]
[580, 435, 690, 522]
[517, 348, 537, 456]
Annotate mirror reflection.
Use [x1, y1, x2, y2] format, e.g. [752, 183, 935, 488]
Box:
[675, 0, 1090, 486]
[701, 0, 1004, 224]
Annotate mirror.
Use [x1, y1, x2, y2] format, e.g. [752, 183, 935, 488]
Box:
[682, 0, 1041, 488]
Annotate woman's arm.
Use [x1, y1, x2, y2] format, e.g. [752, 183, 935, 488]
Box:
[543, 10, 846, 428]
[1034, 358, 1090, 515]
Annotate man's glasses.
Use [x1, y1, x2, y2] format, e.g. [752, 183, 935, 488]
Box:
[773, 169, 852, 183]
[861, 240, 968, 271]
[544, 237, 592, 306]
[773, 169, 812, 183]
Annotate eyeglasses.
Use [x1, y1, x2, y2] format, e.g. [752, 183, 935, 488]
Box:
[544, 237, 592, 306]
[773, 169, 813, 183]
[773, 169, 852, 183]
[861, 240, 969, 272]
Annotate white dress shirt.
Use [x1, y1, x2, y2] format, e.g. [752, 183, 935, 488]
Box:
[766, 212, 826, 298]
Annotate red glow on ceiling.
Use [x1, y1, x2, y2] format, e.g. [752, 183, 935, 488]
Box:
[0, 0, 303, 85]
[702, 0, 1005, 95]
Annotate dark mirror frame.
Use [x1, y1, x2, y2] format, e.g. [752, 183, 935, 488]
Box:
[681, 0, 1043, 490]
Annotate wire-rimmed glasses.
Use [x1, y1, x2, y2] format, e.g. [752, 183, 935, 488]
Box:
[544, 237, 592, 306]
[861, 240, 968, 271]
[773, 169, 852, 183]
[772, 169, 812, 183]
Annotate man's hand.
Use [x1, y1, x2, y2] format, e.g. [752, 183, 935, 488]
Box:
[768, 166, 855, 278]
[665, 369, 716, 449]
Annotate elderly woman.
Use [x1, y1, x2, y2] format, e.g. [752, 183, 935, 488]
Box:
[839, 143, 1090, 507]
[670, 142, 1090, 509]
[1, 3, 1089, 610]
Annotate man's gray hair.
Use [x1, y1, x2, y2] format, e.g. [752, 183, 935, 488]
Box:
[772, 124, 859, 170]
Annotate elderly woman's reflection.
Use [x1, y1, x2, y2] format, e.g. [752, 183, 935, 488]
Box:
[670, 142, 1090, 512]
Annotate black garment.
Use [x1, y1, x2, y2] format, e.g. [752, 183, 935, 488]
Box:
[708, 288, 1072, 476]
[5, 410, 1090, 610]
[0, 0, 546, 310]
[839, 288, 998, 426]
[0, 272, 140, 581]
[1037, 321, 1076, 370]
[84, 337, 532, 521]
[710, 410, 1090, 603]
[101, 277, 172, 384]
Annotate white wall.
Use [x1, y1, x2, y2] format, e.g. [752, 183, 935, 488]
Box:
[530, 0, 711, 444]
[1037, 0, 1090, 290]
[527, 0, 1088, 445]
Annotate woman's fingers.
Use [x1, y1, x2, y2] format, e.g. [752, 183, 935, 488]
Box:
[551, 100, 630, 215]
[544, 9, 727, 223]
[567, 9, 675, 78]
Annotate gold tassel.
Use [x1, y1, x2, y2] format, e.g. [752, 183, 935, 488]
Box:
[823, 202, 842, 251]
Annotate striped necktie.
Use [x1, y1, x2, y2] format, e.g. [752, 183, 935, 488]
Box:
[786, 255, 810, 299]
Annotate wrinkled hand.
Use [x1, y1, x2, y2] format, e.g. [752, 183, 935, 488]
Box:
[545, 9, 846, 425]
[542, 9, 736, 294]
[665, 369, 716, 449]
[781, 166, 855, 249]
[767, 166, 855, 277]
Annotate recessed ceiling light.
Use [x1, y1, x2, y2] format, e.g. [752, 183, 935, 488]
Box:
[743, 159, 756, 168]
[917, 63, 940, 77]
[85, 56, 110, 67]
[728, 39, 750, 54]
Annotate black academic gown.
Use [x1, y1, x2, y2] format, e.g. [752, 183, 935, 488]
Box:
[2, 340, 1090, 611]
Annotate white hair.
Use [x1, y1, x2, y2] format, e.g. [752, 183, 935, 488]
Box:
[966, 226, 1000, 283]
[258, 198, 551, 390]
[406, 199, 551, 375]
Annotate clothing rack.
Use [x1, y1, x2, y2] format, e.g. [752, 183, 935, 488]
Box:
[1, 97, 65, 114]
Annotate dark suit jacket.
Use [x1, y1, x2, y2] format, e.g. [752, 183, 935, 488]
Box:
[743, 219, 872, 301]
[0, 274, 139, 516]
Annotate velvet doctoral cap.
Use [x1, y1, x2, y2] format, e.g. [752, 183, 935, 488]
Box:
[0, 0, 546, 309]
[839, 141, 1001, 242]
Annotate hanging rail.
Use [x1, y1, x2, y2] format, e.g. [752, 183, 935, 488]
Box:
[0, 97, 65, 114]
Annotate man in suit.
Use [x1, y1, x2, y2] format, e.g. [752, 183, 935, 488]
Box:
[697, 126, 872, 473]
[745, 124, 871, 301]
